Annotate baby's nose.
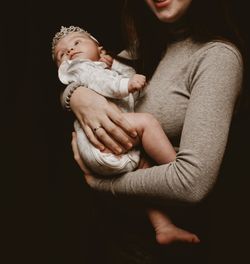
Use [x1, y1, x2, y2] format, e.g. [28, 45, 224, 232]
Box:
[66, 47, 74, 54]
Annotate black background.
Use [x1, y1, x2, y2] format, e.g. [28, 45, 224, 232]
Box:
[7, 1, 250, 263]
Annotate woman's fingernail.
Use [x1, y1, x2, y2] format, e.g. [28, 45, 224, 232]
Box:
[127, 143, 133, 148]
[100, 146, 105, 151]
[116, 148, 122, 154]
[131, 131, 137, 137]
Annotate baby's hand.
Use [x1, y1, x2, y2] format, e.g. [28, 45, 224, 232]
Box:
[99, 49, 113, 69]
[128, 74, 146, 93]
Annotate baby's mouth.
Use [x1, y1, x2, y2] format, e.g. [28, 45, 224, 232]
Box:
[70, 52, 82, 59]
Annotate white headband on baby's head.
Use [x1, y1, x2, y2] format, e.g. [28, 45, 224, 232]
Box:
[51, 25, 100, 59]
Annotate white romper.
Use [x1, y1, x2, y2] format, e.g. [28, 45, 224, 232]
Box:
[58, 59, 142, 176]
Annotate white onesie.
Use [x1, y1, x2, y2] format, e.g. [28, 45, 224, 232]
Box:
[58, 59, 142, 176]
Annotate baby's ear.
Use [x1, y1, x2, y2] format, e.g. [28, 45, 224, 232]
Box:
[98, 46, 106, 55]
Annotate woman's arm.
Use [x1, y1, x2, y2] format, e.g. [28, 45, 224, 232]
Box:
[81, 45, 243, 203]
[68, 86, 137, 154]
[61, 51, 138, 154]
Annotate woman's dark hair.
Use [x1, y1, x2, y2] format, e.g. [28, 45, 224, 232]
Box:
[121, 0, 245, 78]
[121, 0, 249, 115]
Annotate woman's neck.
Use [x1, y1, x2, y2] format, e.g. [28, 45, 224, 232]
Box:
[165, 16, 190, 42]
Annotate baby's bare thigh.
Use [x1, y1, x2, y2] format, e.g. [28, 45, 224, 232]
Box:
[122, 112, 156, 134]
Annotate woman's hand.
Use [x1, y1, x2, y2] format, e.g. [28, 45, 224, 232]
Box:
[71, 132, 91, 174]
[70, 88, 138, 155]
[71, 132, 96, 186]
[71, 132, 112, 192]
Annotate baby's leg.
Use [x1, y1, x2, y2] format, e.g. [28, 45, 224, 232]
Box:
[122, 113, 199, 244]
[123, 112, 176, 164]
[147, 209, 200, 245]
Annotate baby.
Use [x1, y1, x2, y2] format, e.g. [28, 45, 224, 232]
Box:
[52, 26, 200, 245]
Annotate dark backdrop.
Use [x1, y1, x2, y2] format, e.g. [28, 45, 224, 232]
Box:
[9, 1, 250, 263]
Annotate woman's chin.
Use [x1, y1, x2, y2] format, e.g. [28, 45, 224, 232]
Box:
[156, 11, 178, 23]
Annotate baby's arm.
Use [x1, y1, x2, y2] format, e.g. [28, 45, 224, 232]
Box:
[59, 60, 131, 99]
[111, 59, 147, 101]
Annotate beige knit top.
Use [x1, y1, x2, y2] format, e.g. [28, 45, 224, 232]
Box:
[72, 38, 243, 203]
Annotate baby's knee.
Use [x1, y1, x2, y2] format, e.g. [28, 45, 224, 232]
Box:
[123, 112, 159, 135]
[138, 113, 159, 127]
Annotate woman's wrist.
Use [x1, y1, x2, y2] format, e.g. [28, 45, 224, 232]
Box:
[61, 82, 82, 111]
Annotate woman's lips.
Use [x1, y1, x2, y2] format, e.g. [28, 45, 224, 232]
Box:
[154, 0, 171, 9]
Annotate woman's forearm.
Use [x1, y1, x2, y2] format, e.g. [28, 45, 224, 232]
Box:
[60, 82, 82, 110]
[62, 82, 138, 153]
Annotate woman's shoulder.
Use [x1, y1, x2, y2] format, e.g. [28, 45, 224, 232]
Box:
[192, 39, 243, 65]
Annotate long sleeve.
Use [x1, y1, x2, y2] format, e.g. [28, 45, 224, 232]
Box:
[58, 59, 130, 99]
[111, 59, 136, 78]
[111, 58, 146, 103]
[90, 43, 243, 203]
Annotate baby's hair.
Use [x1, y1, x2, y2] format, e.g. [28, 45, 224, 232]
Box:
[51, 25, 99, 60]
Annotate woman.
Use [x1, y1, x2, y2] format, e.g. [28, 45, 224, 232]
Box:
[62, 0, 245, 263]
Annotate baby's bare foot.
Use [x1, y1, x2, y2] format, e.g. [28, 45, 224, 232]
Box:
[155, 224, 200, 245]
[147, 209, 200, 245]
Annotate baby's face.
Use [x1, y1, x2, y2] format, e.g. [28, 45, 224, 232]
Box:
[54, 32, 101, 66]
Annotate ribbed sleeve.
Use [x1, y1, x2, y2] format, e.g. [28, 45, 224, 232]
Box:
[90, 42, 243, 203]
